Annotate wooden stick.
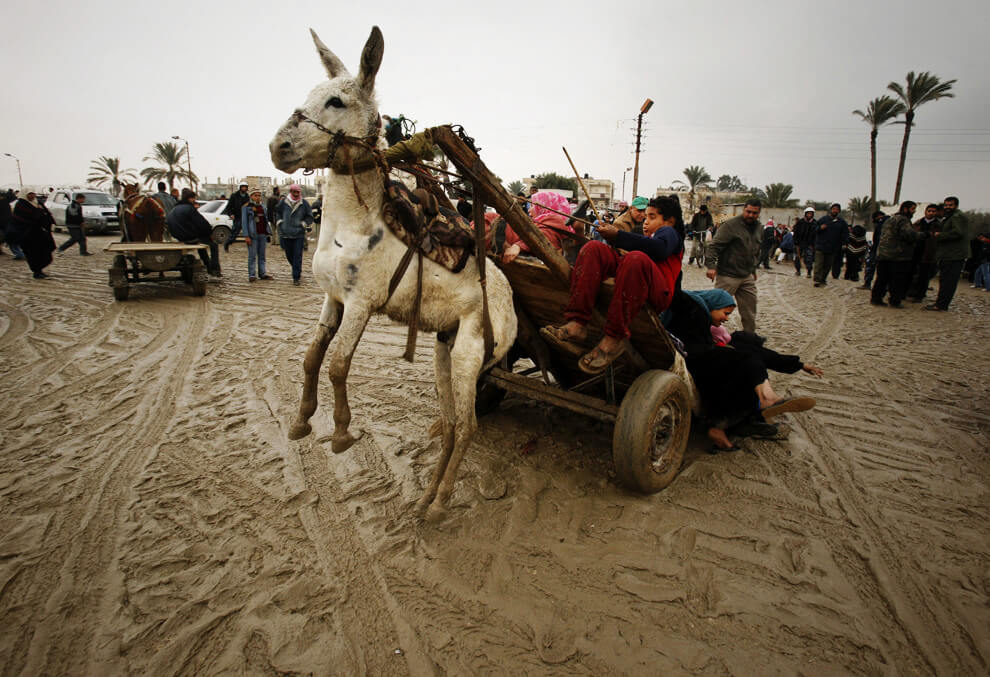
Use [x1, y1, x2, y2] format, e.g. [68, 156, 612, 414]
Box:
[562, 146, 603, 228]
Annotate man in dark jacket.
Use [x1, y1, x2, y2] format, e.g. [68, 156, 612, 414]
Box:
[57, 193, 91, 255]
[926, 196, 969, 311]
[688, 205, 713, 265]
[860, 210, 887, 289]
[167, 189, 221, 276]
[793, 207, 816, 277]
[812, 203, 848, 287]
[222, 181, 251, 251]
[265, 186, 281, 244]
[870, 201, 920, 307]
[907, 204, 939, 302]
[706, 198, 762, 333]
[759, 219, 777, 269]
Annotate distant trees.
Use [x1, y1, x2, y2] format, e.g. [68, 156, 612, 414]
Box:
[140, 141, 197, 191]
[672, 165, 713, 211]
[847, 196, 876, 225]
[852, 95, 905, 206]
[763, 183, 799, 208]
[506, 180, 524, 195]
[887, 71, 956, 204]
[716, 174, 745, 192]
[532, 172, 577, 194]
[87, 156, 137, 197]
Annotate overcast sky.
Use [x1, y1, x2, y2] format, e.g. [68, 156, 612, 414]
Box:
[3, 0, 988, 209]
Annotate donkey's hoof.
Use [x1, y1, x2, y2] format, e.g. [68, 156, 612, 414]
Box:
[331, 429, 361, 454]
[288, 422, 312, 440]
[424, 502, 447, 523]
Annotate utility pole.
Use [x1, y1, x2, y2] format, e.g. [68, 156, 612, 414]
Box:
[631, 98, 653, 199]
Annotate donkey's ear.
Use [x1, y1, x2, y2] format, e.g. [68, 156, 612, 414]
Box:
[311, 28, 349, 79]
[356, 26, 383, 94]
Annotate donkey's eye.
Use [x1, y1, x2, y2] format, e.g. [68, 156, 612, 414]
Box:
[325, 96, 345, 109]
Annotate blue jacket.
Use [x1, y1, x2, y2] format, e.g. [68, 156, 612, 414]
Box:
[274, 198, 314, 239]
[241, 202, 269, 239]
[814, 214, 849, 253]
[613, 226, 681, 263]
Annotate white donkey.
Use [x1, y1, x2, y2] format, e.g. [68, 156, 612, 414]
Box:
[269, 26, 517, 521]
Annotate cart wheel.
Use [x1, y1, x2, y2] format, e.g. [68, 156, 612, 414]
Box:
[613, 370, 690, 493]
[212, 225, 231, 245]
[109, 255, 129, 301]
[191, 262, 208, 296]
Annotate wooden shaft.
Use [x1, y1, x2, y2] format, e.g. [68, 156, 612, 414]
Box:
[561, 146, 603, 227]
[429, 125, 572, 287]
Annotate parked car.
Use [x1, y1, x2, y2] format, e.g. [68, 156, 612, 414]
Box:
[47, 189, 121, 234]
[197, 199, 233, 244]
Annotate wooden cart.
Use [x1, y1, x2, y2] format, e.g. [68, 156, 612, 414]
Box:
[105, 242, 210, 301]
[427, 126, 692, 493]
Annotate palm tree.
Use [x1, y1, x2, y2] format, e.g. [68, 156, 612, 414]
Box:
[140, 141, 197, 191]
[887, 71, 957, 203]
[672, 165, 713, 211]
[87, 156, 137, 197]
[847, 196, 875, 225]
[852, 96, 905, 206]
[763, 183, 799, 208]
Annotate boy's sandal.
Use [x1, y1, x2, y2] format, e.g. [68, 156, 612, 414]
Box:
[578, 343, 625, 375]
[539, 325, 585, 356]
[761, 396, 816, 422]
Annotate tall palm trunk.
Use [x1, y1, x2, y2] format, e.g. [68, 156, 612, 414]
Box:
[869, 128, 878, 205]
[892, 110, 915, 204]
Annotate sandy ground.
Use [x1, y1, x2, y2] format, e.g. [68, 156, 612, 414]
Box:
[0, 233, 987, 676]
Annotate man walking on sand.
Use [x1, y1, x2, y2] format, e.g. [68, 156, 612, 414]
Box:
[812, 203, 848, 287]
[706, 198, 761, 333]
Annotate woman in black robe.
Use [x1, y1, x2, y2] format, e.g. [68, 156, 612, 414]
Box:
[664, 289, 820, 451]
[11, 190, 56, 278]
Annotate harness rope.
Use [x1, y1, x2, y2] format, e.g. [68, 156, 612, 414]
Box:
[293, 111, 496, 363]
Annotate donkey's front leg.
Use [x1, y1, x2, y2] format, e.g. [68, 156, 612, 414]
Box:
[289, 295, 342, 440]
[326, 301, 372, 453]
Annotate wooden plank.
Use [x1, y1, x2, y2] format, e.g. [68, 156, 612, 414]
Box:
[502, 258, 676, 370]
[485, 367, 618, 423]
[105, 242, 207, 253]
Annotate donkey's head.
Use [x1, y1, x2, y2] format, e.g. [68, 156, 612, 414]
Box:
[121, 182, 140, 199]
[269, 26, 384, 174]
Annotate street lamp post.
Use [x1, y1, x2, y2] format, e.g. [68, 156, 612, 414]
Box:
[631, 98, 653, 200]
[4, 153, 23, 189]
[171, 136, 196, 191]
[621, 166, 633, 203]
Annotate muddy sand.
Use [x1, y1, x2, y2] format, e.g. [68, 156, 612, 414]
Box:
[0, 234, 987, 675]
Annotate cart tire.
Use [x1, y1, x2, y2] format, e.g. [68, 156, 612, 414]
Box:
[211, 225, 231, 245]
[191, 262, 208, 296]
[109, 255, 129, 301]
[613, 370, 690, 493]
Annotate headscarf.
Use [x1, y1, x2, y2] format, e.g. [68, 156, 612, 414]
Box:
[684, 288, 736, 313]
[286, 184, 302, 206]
[529, 190, 571, 224]
[23, 191, 39, 208]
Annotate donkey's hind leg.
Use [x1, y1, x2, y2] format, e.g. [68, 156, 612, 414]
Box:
[289, 295, 341, 440]
[417, 336, 456, 514]
[424, 323, 484, 522]
[326, 301, 372, 453]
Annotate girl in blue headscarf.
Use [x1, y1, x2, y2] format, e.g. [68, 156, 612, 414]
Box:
[664, 289, 821, 451]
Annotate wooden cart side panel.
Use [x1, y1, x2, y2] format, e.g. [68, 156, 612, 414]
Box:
[502, 258, 676, 371]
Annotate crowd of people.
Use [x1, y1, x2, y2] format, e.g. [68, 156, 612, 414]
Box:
[0, 182, 317, 286]
[1, 179, 984, 452]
